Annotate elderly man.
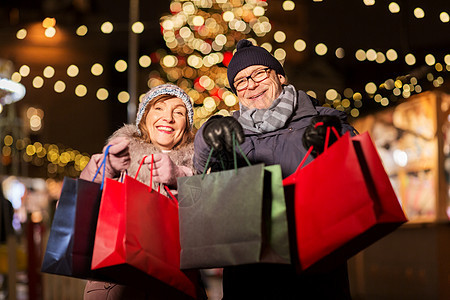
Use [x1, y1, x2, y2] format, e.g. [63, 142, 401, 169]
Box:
[193, 39, 356, 299]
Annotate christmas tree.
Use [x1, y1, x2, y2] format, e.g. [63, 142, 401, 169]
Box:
[151, 0, 271, 129]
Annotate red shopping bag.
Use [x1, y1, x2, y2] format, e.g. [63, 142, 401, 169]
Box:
[91, 156, 197, 299]
[283, 130, 407, 272]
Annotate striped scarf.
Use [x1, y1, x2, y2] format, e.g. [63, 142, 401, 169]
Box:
[238, 84, 297, 133]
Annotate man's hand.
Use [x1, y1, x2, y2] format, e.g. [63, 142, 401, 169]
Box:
[302, 115, 342, 157]
[202, 116, 245, 152]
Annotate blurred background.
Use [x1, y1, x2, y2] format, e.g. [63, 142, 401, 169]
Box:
[0, 0, 449, 299]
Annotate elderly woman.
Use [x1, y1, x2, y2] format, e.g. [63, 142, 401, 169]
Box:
[80, 84, 204, 299]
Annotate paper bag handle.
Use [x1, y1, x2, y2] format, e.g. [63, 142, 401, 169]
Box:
[135, 155, 177, 203]
[201, 131, 251, 178]
[135, 154, 155, 192]
[164, 186, 178, 204]
[92, 144, 112, 189]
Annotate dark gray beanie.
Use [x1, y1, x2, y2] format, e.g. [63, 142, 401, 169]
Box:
[227, 39, 285, 94]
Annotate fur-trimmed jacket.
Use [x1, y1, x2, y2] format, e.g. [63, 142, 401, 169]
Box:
[80, 124, 195, 197]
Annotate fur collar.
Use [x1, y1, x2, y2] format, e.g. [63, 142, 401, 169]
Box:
[108, 124, 194, 191]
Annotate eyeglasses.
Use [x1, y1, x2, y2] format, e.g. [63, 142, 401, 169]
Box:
[234, 68, 271, 91]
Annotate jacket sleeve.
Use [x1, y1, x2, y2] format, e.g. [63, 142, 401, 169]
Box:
[193, 124, 212, 174]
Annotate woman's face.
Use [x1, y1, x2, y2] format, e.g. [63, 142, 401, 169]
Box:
[145, 97, 187, 150]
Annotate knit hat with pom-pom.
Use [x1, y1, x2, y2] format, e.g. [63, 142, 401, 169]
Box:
[227, 39, 285, 94]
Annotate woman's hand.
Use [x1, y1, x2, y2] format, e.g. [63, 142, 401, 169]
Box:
[79, 137, 130, 182]
[143, 153, 192, 188]
[103, 137, 130, 176]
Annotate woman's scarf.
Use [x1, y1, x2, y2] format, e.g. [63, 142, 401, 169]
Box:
[238, 84, 298, 133]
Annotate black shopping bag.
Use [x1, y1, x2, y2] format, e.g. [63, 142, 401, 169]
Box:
[41, 146, 110, 279]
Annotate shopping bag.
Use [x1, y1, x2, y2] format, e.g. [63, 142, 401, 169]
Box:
[283, 130, 407, 272]
[91, 155, 197, 299]
[177, 138, 290, 269]
[41, 146, 111, 278]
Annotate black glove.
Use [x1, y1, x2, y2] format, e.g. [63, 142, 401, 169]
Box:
[302, 115, 342, 157]
[202, 116, 245, 152]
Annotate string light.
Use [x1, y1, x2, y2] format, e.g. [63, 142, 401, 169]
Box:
[388, 2, 400, 13]
[139, 55, 152, 68]
[118, 91, 130, 103]
[315, 43, 327, 56]
[2, 0, 446, 143]
[440, 12, 450, 23]
[413, 7, 425, 19]
[282, 1, 295, 11]
[32, 76, 44, 88]
[76, 25, 88, 36]
[16, 29, 27, 39]
[115, 60, 127, 72]
[100, 21, 113, 34]
[67, 65, 79, 77]
[131, 21, 144, 34]
[96, 88, 109, 100]
[54, 81, 66, 93]
[2, 139, 91, 177]
[44, 27, 56, 38]
[19, 65, 30, 77]
[43, 66, 55, 78]
[75, 85, 88, 97]
[91, 63, 103, 76]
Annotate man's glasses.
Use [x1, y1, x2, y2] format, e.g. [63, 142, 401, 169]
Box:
[234, 68, 271, 91]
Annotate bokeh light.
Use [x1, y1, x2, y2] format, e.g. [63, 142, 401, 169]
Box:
[75, 85, 88, 97]
[115, 60, 128, 72]
[67, 65, 79, 77]
[91, 63, 104, 76]
[294, 39, 306, 52]
[54, 81, 66, 93]
[118, 91, 130, 103]
[131, 21, 144, 34]
[414, 7, 425, 19]
[76, 25, 88, 36]
[96, 88, 109, 100]
[101, 21, 114, 34]
[315, 43, 328, 56]
[32, 76, 44, 88]
[388, 2, 400, 13]
[43, 66, 55, 78]
[16, 29, 27, 39]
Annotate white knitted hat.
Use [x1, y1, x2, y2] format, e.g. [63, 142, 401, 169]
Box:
[135, 84, 194, 135]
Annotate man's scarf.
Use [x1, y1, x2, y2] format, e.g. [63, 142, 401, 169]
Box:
[238, 84, 298, 133]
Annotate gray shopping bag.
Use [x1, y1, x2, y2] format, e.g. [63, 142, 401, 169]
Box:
[177, 156, 290, 269]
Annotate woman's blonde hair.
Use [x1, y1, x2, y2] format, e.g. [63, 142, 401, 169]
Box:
[136, 94, 194, 149]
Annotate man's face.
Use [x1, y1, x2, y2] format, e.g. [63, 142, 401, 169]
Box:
[235, 65, 286, 109]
